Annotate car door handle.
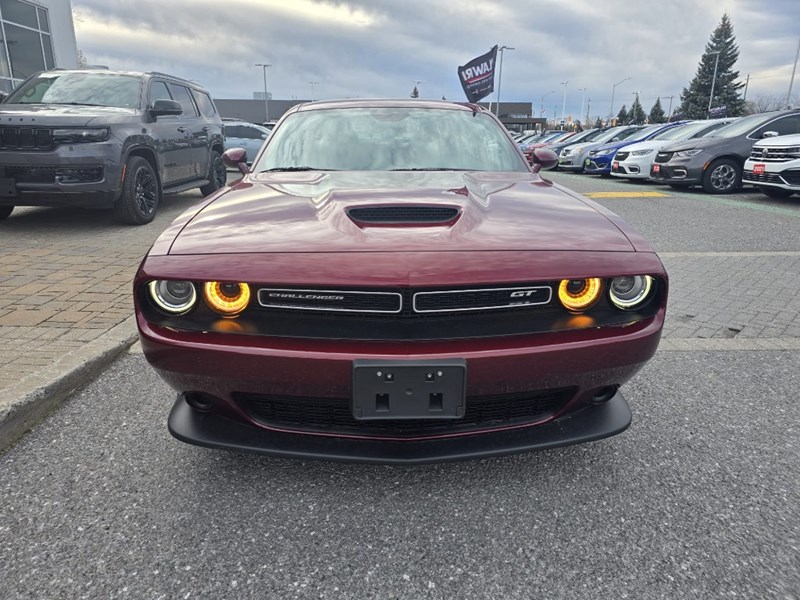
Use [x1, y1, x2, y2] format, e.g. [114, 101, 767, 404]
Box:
[201, 126, 209, 132]
[177, 126, 188, 133]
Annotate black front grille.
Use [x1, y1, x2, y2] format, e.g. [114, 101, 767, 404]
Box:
[414, 286, 551, 313]
[0, 127, 53, 150]
[615, 151, 630, 161]
[3, 166, 57, 183]
[743, 171, 783, 184]
[348, 206, 460, 224]
[258, 288, 402, 313]
[235, 387, 575, 438]
[654, 151, 672, 163]
[781, 170, 800, 185]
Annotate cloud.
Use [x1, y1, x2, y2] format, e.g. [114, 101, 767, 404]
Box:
[72, 0, 800, 118]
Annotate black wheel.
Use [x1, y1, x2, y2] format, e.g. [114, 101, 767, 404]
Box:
[114, 156, 160, 225]
[200, 150, 226, 196]
[756, 185, 794, 199]
[702, 158, 741, 194]
[0, 205, 13, 220]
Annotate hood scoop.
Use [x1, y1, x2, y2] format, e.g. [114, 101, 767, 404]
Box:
[347, 205, 461, 227]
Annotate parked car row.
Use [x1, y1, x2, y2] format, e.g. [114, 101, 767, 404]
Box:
[521, 109, 800, 198]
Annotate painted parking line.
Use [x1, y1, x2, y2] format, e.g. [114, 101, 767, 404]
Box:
[584, 191, 671, 198]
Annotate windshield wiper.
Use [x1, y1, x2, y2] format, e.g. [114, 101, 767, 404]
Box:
[259, 166, 336, 172]
[389, 167, 467, 171]
[48, 102, 107, 107]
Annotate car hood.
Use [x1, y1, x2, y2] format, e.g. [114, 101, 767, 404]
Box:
[618, 139, 666, 153]
[752, 133, 800, 147]
[0, 103, 137, 126]
[166, 171, 636, 255]
[661, 135, 733, 152]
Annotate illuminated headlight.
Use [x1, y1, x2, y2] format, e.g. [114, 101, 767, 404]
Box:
[204, 282, 251, 317]
[609, 275, 654, 309]
[53, 128, 110, 143]
[595, 148, 614, 156]
[148, 280, 197, 315]
[558, 278, 602, 312]
[674, 149, 703, 158]
[631, 149, 653, 156]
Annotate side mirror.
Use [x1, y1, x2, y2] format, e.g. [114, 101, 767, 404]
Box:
[222, 147, 250, 175]
[761, 131, 779, 139]
[611, 136, 620, 142]
[150, 99, 182, 117]
[529, 148, 558, 173]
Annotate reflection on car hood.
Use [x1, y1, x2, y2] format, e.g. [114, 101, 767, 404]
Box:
[0, 104, 137, 126]
[168, 171, 636, 255]
[660, 136, 730, 152]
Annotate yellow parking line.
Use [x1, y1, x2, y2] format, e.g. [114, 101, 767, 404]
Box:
[584, 191, 671, 198]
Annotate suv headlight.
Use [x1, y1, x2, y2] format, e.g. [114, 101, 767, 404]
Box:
[631, 149, 653, 156]
[52, 128, 110, 143]
[674, 149, 703, 158]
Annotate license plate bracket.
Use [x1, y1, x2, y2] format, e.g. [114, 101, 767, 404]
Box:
[752, 163, 765, 174]
[352, 359, 466, 420]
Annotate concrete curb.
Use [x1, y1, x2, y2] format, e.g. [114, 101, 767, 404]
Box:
[0, 316, 138, 452]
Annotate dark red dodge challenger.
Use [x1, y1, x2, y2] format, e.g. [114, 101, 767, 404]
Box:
[134, 99, 667, 463]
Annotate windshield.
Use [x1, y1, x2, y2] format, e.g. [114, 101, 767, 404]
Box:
[591, 127, 635, 144]
[650, 122, 706, 141]
[706, 112, 779, 139]
[6, 73, 142, 109]
[255, 107, 530, 172]
[628, 124, 666, 142]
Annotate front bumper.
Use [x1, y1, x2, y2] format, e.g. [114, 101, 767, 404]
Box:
[743, 159, 800, 191]
[558, 154, 586, 170]
[167, 389, 632, 464]
[584, 154, 614, 174]
[0, 142, 123, 207]
[648, 159, 704, 185]
[611, 156, 653, 179]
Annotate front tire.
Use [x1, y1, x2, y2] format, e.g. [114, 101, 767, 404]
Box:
[114, 156, 160, 225]
[702, 158, 741, 194]
[756, 185, 794, 199]
[0, 205, 13, 220]
[200, 150, 226, 196]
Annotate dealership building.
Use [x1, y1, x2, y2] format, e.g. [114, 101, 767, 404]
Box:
[0, 0, 78, 93]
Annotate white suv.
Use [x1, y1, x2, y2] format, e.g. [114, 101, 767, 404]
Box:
[743, 133, 800, 198]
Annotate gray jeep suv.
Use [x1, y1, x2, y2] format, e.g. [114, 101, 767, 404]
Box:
[0, 69, 226, 224]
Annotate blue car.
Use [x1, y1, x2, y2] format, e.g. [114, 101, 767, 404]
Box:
[584, 122, 687, 175]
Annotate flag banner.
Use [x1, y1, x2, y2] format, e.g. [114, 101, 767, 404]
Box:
[457, 46, 498, 103]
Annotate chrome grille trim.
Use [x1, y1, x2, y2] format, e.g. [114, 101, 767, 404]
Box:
[257, 288, 403, 314]
[413, 286, 553, 314]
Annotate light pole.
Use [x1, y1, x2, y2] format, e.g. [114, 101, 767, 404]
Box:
[540, 90, 555, 119]
[610, 76, 631, 124]
[786, 38, 800, 108]
[707, 50, 721, 115]
[309, 81, 318, 101]
[495, 45, 514, 117]
[254, 63, 272, 122]
[559, 81, 568, 129]
[578, 87, 587, 126]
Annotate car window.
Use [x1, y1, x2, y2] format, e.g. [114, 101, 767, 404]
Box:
[241, 126, 266, 140]
[149, 81, 171, 105]
[191, 89, 217, 118]
[256, 107, 529, 172]
[167, 83, 198, 117]
[225, 125, 242, 137]
[753, 116, 800, 138]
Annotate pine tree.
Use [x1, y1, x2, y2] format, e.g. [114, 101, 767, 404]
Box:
[629, 95, 646, 124]
[410, 86, 419, 99]
[678, 13, 745, 118]
[616, 104, 629, 125]
[648, 98, 666, 123]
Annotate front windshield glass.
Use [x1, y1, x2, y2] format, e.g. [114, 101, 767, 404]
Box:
[591, 127, 633, 144]
[651, 122, 708, 141]
[255, 106, 530, 172]
[6, 73, 142, 109]
[706, 113, 776, 138]
[628, 124, 664, 141]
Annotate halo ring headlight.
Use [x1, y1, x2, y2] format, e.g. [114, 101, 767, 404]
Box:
[609, 275, 653, 309]
[204, 281, 251, 316]
[558, 278, 602, 312]
[148, 280, 197, 315]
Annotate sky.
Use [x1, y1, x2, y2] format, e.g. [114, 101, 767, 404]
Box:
[71, 0, 800, 121]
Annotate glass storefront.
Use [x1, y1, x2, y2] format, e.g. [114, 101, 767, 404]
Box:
[0, 0, 54, 92]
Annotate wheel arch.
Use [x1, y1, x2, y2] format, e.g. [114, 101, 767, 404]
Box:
[124, 146, 162, 192]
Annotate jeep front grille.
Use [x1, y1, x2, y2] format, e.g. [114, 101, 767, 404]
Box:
[0, 127, 53, 150]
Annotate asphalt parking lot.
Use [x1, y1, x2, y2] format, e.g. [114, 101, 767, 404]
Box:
[1, 172, 799, 598]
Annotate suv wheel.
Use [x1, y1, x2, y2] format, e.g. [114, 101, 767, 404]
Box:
[703, 158, 741, 194]
[0, 206, 13, 220]
[756, 185, 794, 199]
[200, 150, 226, 196]
[115, 156, 160, 225]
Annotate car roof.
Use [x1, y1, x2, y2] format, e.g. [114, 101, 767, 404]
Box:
[42, 69, 207, 91]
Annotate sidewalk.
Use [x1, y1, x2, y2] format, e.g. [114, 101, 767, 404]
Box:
[0, 192, 205, 450]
